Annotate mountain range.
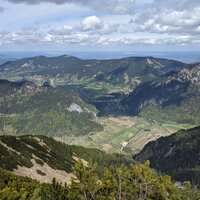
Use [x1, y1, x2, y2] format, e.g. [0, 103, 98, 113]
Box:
[0, 55, 186, 91]
[1, 54, 200, 189]
[1, 56, 200, 131]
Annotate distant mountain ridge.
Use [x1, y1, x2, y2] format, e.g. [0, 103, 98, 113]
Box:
[123, 63, 200, 124]
[134, 126, 200, 185]
[0, 55, 186, 90]
[0, 79, 102, 136]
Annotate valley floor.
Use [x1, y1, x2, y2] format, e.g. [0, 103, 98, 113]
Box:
[55, 116, 195, 155]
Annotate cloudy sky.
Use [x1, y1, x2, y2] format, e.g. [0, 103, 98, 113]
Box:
[0, 0, 200, 52]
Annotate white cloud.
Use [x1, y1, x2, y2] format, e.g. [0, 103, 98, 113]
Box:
[0, 6, 4, 13]
[97, 36, 110, 45]
[196, 26, 200, 32]
[1, 0, 200, 51]
[127, 1, 200, 36]
[49, 25, 73, 35]
[81, 16, 103, 31]
[3, 0, 135, 14]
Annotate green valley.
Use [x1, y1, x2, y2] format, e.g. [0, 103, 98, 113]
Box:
[55, 116, 195, 155]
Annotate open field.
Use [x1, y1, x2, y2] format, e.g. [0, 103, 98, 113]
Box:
[55, 116, 195, 155]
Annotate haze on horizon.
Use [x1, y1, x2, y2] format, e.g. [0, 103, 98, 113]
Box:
[0, 0, 200, 52]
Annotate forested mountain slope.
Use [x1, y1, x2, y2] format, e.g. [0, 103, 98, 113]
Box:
[134, 126, 200, 185]
[0, 135, 132, 183]
[123, 63, 200, 124]
[0, 80, 102, 136]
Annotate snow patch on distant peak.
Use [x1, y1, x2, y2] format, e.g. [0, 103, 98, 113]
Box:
[67, 103, 83, 113]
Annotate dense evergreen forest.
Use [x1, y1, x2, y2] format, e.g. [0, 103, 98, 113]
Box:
[1, 160, 200, 200]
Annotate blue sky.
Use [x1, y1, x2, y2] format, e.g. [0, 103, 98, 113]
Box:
[0, 0, 200, 52]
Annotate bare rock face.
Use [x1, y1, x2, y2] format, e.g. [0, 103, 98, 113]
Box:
[174, 64, 200, 84]
[67, 103, 83, 113]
